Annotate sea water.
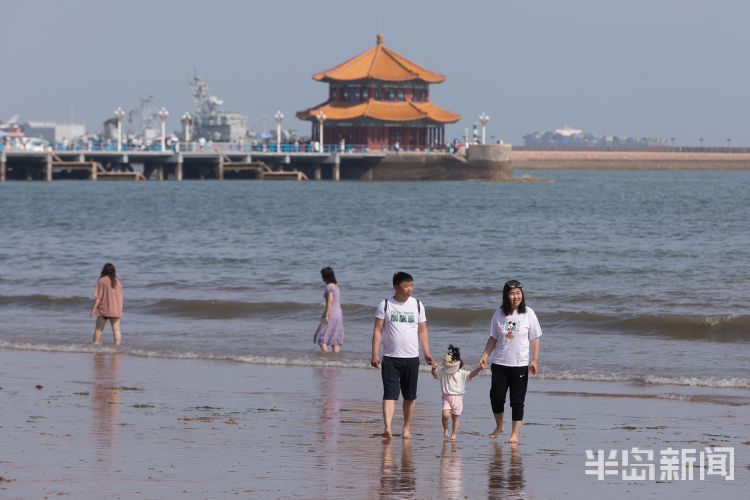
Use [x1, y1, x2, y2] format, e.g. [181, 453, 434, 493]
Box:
[0, 171, 748, 389]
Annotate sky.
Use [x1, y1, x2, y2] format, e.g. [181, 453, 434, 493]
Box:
[2, 0, 749, 146]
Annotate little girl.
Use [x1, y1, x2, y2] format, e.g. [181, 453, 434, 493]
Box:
[432, 344, 482, 440]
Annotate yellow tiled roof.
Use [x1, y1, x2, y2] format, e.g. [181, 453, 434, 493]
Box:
[296, 99, 461, 123]
[312, 34, 446, 83]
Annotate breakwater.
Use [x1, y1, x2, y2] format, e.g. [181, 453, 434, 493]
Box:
[511, 146, 750, 170]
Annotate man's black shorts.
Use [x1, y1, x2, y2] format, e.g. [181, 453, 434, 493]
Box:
[381, 356, 419, 400]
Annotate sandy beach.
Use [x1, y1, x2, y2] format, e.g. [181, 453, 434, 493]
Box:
[0, 349, 747, 499]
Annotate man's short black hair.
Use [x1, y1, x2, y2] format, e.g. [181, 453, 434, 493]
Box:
[393, 271, 413, 287]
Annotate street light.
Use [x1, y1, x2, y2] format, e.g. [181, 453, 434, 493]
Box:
[670, 137, 675, 148]
[274, 110, 284, 152]
[114, 107, 125, 152]
[157, 107, 169, 151]
[478, 112, 490, 145]
[726, 138, 732, 150]
[182, 112, 192, 142]
[699, 137, 704, 148]
[316, 110, 327, 152]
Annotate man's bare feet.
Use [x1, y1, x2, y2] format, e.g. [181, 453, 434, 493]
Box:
[489, 424, 504, 439]
[508, 434, 519, 443]
[443, 429, 450, 439]
[402, 427, 412, 439]
[383, 429, 392, 438]
[450, 434, 457, 441]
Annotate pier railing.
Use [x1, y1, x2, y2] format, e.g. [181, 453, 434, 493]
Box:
[1, 141, 453, 155]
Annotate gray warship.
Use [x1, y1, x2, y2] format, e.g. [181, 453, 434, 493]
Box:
[188, 72, 247, 142]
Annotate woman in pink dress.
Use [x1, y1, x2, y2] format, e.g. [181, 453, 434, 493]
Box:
[90, 263, 123, 345]
[313, 267, 344, 352]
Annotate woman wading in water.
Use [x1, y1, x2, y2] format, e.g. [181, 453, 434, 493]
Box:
[90, 263, 123, 346]
[313, 267, 344, 352]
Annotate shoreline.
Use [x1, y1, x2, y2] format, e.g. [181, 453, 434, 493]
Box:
[1, 348, 747, 498]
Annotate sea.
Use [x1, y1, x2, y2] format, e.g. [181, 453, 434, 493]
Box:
[1, 170, 748, 390]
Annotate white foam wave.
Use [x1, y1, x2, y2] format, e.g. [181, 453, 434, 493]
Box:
[1, 341, 748, 389]
[539, 369, 750, 389]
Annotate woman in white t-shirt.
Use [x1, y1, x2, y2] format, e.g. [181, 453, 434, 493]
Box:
[478, 280, 542, 443]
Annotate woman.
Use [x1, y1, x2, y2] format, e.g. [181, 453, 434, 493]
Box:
[313, 267, 344, 352]
[90, 263, 123, 346]
[478, 280, 542, 443]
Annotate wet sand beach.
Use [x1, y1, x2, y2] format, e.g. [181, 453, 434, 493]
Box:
[0, 349, 747, 499]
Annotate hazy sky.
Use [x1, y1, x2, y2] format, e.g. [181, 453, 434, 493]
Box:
[2, 0, 748, 145]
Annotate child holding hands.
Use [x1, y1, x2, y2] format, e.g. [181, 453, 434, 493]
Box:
[432, 344, 482, 440]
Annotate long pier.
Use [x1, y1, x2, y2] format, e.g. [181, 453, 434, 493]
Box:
[0, 149, 389, 181]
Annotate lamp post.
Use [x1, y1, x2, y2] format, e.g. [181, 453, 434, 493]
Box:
[478, 112, 490, 145]
[114, 107, 125, 152]
[316, 110, 326, 152]
[670, 137, 676, 148]
[727, 138, 732, 150]
[182, 112, 191, 142]
[274, 110, 284, 152]
[699, 137, 704, 148]
[157, 107, 169, 151]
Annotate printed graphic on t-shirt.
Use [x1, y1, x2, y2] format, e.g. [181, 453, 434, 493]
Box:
[390, 310, 415, 323]
[503, 319, 518, 338]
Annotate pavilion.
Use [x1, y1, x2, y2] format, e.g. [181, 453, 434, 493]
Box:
[296, 34, 461, 150]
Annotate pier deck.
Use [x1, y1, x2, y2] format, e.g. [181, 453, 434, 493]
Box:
[0, 149, 387, 181]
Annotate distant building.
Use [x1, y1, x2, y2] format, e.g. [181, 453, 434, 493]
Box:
[296, 34, 461, 148]
[21, 121, 86, 142]
[523, 125, 667, 147]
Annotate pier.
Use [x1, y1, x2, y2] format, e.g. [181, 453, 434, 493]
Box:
[1, 141, 511, 181]
[0, 144, 391, 181]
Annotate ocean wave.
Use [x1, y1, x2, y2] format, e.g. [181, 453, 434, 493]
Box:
[1, 341, 748, 389]
[0, 294, 90, 309]
[142, 298, 313, 319]
[2, 293, 748, 343]
[555, 311, 750, 341]
[537, 369, 750, 389]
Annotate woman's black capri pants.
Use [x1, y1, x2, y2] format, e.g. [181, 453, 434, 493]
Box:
[490, 363, 529, 421]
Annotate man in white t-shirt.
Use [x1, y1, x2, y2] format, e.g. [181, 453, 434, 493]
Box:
[371, 271, 435, 438]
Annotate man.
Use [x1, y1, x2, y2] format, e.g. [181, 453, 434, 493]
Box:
[371, 272, 434, 438]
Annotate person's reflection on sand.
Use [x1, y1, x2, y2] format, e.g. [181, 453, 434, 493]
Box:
[92, 353, 121, 455]
[315, 367, 341, 479]
[488, 442, 525, 499]
[316, 367, 341, 444]
[379, 438, 416, 498]
[439, 440, 462, 499]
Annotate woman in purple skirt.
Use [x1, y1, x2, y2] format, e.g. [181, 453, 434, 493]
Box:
[313, 267, 344, 352]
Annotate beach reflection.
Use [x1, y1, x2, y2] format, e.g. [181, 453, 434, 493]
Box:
[316, 367, 341, 445]
[439, 440, 462, 499]
[379, 439, 416, 498]
[488, 442, 526, 499]
[91, 353, 121, 456]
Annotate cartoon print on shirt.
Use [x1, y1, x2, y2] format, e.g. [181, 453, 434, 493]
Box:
[503, 319, 518, 338]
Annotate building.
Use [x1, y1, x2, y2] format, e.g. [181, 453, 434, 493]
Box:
[296, 34, 461, 149]
[523, 125, 667, 147]
[21, 121, 86, 142]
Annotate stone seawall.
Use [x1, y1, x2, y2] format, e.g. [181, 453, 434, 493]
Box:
[343, 144, 513, 180]
[511, 150, 750, 170]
